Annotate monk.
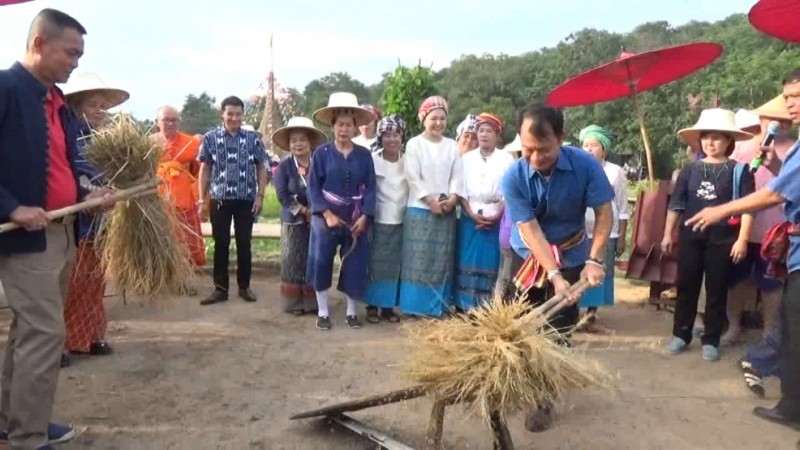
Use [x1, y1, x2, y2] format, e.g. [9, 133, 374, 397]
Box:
[154, 106, 206, 294]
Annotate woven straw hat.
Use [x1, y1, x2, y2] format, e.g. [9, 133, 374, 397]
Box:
[678, 108, 755, 144]
[271, 117, 327, 150]
[312, 92, 373, 127]
[61, 72, 129, 109]
[751, 94, 792, 121]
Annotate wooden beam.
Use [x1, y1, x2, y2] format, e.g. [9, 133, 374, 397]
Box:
[490, 411, 514, 450]
[327, 414, 416, 450]
[422, 400, 446, 450]
[290, 385, 427, 420]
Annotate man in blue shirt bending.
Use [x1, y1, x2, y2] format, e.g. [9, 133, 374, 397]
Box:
[502, 102, 614, 432]
[687, 69, 800, 436]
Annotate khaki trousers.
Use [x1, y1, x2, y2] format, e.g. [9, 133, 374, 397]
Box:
[0, 221, 75, 450]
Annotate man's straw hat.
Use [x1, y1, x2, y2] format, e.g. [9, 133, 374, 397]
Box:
[751, 94, 792, 121]
[312, 92, 373, 127]
[61, 72, 129, 109]
[271, 117, 327, 150]
[678, 108, 755, 144]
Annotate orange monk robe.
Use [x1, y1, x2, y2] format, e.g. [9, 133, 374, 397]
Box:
[156, 132, 206, 267]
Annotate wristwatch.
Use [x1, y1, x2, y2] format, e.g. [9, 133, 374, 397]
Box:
[546, 269, 562, 281]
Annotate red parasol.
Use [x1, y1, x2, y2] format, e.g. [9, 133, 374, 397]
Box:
[749, 0, 800, 43]
[0, 0, 34, 5]
[546, 42, 723, 185]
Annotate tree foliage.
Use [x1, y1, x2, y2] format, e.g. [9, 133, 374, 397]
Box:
[380, 63, 438, 134]
[296, 72, 371, 117]
[182, 14, 800, 178]
[181, 92, 219, 135]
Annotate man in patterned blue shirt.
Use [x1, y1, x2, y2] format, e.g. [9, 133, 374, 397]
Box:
[198, 96, 269, 306]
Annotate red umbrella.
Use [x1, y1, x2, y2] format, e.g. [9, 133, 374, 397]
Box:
[749, 0, 800, 43]
[546, 42, 723, 185]
[0, 0, 34, 5]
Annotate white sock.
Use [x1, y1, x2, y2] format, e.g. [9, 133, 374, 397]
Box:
[346, 295, 359, 317]
[316, 290, 330, 317]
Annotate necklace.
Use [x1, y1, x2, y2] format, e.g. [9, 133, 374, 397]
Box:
[702, 161, 728, 182]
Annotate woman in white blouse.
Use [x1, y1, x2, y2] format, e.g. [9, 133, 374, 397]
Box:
[398, 96, 463, 317]
[579, 125, 629, 326]
[365, 116, 409, 323]
[456, 113, 514, 310]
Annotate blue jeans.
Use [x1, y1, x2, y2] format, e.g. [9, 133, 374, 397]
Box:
[745, 314, 781, 378]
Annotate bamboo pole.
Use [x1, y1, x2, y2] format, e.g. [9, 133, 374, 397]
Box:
[0, 179, 161, 234]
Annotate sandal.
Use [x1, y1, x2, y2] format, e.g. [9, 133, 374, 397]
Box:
[380, 309, 401, 323]
[365, 307, 380, 324]
[289, 309, 305, 316]
[740, 359, 766, 398]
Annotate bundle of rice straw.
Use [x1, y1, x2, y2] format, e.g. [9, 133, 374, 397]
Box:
[83, 114, 193, 298]
[406, 296, 612, 422]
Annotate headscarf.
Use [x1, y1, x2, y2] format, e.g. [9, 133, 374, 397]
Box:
[360, 103, 382, 122]
[476, 112, 505, 136]
[418, 96, 449, 123]
[579, 124, 613, 153]
[456, 114, 479, 140]
[372, 115, 406, 152]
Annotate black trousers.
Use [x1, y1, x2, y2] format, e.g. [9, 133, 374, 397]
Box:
[509, 252, 581, 338]
[778, 272, 800, 419]
[673, 237, 732, 346]
[210, 199, 254, 292]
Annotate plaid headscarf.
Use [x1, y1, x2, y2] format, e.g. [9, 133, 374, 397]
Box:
[372, 115, 406, 152]
[476, 112, 505, 136]
[418, 96, 449, 123]
[360, 104, 382, 122]
[579, 124, 613, 153]
[456, 114, 479, 140]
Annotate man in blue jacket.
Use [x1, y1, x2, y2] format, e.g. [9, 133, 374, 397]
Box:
[0, 9, 111, 450]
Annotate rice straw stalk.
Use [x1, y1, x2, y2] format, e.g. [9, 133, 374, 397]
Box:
[406, 295, 613, 423]
[84, 114, 193, 298]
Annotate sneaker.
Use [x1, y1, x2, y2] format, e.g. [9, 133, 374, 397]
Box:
[0, 422, 77, 444]
[316, 316, 331, 330]
[345, 315, 362, 329]
[666, 337, 688, 355]
[702, 345, 720, 362]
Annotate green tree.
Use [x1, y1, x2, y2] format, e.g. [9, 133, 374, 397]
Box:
[181, 93, 219, 135]
[379, 63, 438, 135]
[297, 72, 370, 117]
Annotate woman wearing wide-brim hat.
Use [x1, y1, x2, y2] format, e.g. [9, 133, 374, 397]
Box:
[306, 92, 377, 330]
[60, 72, 129, 365]
[271, 117, 327, 316]
[661, 108, 756, 363]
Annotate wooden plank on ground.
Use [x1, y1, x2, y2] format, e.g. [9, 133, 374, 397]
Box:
[200, 222, 281, 239]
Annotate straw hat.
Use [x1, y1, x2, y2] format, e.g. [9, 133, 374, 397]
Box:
[751, 94, 792, 121]
[271, 117, 327, 150]
[61, 72, 129, 109]
[503, 134, 522, 153]
[678, 108, 754, 144]
[735, 109, 760, 132]
[312, 92, 373, 127]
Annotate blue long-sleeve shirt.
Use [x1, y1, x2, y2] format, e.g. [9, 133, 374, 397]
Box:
[307, 142, 376, 222]
[274, 155, 310, 224]
[74, 122, 105, 239]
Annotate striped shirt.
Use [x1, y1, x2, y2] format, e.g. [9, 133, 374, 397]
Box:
[198, 127, 268, 201]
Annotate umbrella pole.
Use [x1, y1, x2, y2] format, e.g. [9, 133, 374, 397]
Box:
[630, 91, 657, 188]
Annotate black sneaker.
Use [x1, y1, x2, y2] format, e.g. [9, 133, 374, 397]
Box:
[316, 316, 332, 330]
[200, 289, 228, 306]
[346, 315, 362, 329]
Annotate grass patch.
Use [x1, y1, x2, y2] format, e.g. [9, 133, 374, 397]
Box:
[204, 237, 281, 263]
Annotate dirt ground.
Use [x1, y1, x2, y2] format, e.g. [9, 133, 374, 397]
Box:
[0, 269, 797, 450]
